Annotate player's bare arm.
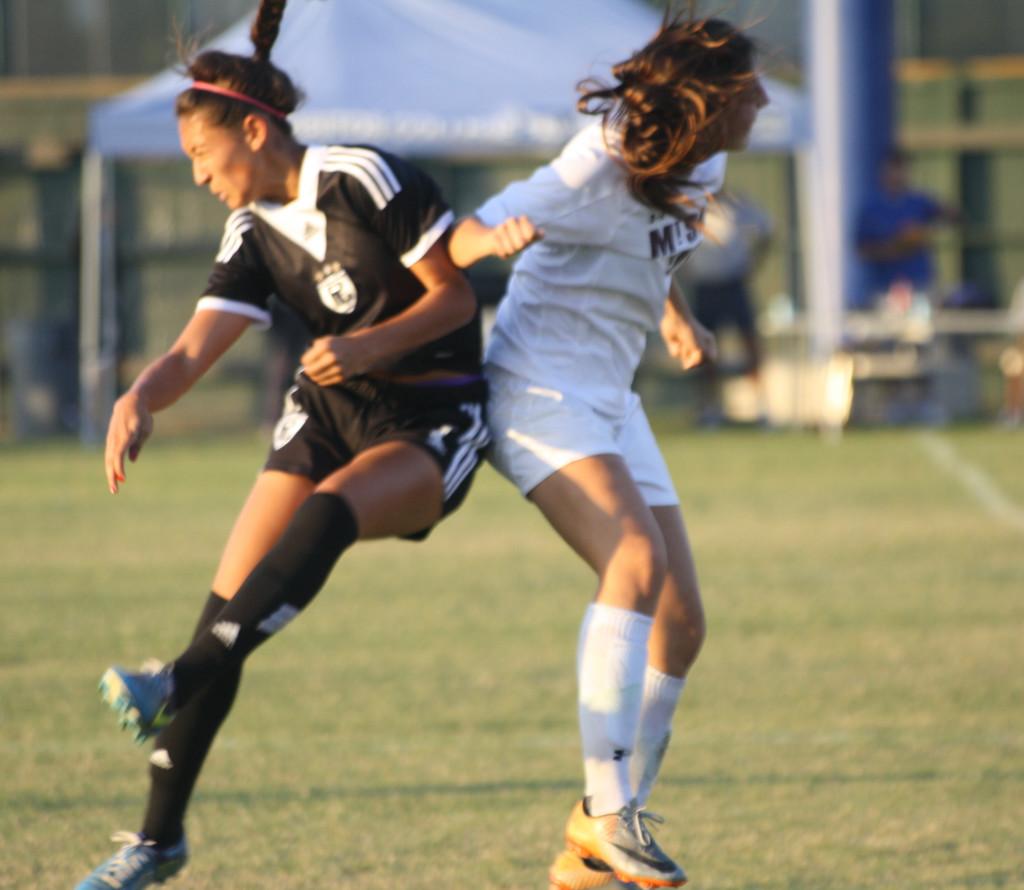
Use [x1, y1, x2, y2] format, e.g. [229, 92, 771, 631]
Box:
[447, 214, 543, 268]
[300, 239, 475, 387]
[104, 310, 251, 493]
[662, 282, 717, 370]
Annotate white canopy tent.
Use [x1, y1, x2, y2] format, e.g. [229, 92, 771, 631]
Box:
[79, 0, 809, 441]
[87, 0, 806, 158]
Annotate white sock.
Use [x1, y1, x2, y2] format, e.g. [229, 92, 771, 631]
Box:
[577, 603, 654, 815]
[631, 666, 687, 807]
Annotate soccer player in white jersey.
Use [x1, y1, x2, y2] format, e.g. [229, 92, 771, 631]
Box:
[74, 1, 491, 887]
[449, 13, 768, 889]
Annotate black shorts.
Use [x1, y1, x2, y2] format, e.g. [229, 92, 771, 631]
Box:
[265, 373, 490, 540]
[692, 279, 756, 335]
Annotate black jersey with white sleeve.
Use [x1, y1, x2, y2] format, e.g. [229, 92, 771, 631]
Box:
[198, 145, 478, 376]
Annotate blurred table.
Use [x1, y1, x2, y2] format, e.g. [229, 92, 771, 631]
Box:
[759, 308, 1024, 427]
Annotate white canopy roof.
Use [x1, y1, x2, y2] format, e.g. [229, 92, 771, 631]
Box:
[88, 0, 807, 158]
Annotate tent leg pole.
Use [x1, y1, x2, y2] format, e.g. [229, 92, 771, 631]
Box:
[79, 151, 117, 446]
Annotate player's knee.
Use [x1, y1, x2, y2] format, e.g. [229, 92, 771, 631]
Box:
[687, 608, 708, 658]
[666, 619, 706, 676]
[608, 530, 668, 604]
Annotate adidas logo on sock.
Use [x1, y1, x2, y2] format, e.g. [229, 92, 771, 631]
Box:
[149, 749, 174, 770]
[211, 621, 240, 649]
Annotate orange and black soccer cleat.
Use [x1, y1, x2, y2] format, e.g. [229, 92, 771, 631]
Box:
[563, 799, 686, 889]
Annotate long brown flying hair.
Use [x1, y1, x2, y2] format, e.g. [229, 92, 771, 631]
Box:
[578, 12, 757, 218]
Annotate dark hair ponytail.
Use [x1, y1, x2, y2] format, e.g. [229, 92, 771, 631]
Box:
[578, 13, 757, 218]
[250, 0, 287, 63]
[176, 0, 304, 135]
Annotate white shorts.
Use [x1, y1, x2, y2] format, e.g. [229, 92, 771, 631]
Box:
[485, 365, 679, 506]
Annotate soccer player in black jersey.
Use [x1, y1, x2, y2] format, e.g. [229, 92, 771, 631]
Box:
[74, 2, 493, 887]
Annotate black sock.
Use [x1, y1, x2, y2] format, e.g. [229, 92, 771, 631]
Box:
[142, 592, 240, 847]
[171, 493, 358, 708]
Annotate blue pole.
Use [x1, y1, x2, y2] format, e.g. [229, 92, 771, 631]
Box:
[844, 0, 895, 306]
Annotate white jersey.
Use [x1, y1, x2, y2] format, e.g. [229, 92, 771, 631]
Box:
[476, 122, 726, 416]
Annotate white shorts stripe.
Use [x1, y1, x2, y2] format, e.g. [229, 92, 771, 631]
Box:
[443, 403, 489, 500]
[444, 446, 483, 501]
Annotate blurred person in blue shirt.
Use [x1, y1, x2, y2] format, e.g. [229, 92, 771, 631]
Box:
[854, 148, 958, 310]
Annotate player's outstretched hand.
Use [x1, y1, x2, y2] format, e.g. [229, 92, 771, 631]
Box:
[491, 215, 544, 259]
[104, 392, 154, 494]
[661, 312, 718, 371]
[301, 335, 373, 387]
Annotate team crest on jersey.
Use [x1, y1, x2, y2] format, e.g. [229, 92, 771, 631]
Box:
[314, 261, 358, 314]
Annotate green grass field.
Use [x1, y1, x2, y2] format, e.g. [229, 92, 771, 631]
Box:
[1, 425, 1022, 889]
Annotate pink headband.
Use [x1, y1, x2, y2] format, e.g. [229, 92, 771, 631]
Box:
[188, 81, 288, 120]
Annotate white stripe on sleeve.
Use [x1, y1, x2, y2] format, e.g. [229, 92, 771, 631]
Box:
[195, 296, 272, 330]
[401, 209, 455, 268]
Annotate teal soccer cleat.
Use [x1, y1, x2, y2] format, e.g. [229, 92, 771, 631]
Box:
[74, 832, 188, 889]
[99, 665, 176, 744]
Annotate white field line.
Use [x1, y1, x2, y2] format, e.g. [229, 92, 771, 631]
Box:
[916, 431, 1024, 533]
